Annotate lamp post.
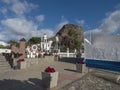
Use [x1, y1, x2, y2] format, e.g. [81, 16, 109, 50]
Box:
[55, 36, 59, 52]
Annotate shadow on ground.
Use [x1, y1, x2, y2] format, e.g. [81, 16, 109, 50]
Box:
[2, 53, 13, 68]
[59, 57, 84, 64]
[64, 69, 77, 72]
[0, 78, 49, 90]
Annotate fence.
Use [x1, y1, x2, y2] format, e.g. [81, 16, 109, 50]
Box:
[58, 52, 76, 58]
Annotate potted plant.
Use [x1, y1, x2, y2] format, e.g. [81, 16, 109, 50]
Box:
[17, 59, 26, 69]
[76, 60, 88, 73]
[42, 66, 59, 89]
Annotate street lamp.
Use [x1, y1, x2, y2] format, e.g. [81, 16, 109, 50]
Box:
[55, 36, 59, 52]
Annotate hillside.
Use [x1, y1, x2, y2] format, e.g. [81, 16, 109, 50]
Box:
[53, 24, 84, 51]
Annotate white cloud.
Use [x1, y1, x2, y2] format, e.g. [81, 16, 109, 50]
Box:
[76, 19, 85, 26]
[1, 0, 37, 17]
[115, 4, 120, 10]
[1, 18, 38, 40]
[39, 29, 54, 38]
[57, 20, 69, 30]
[0, 7, 8, 15]
[0, 17, 54, 41]
[99, 10, 120, 33]
[0, 34, 6, 41]
[1, 18, 37, 34]
[0, 0, 54, 41]
[35, 15, 45, 22]
[56, 16, 69, 31]
[84, 10, 120, 38]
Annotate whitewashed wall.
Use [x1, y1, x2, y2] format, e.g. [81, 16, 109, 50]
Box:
[84, 35, 120, 61]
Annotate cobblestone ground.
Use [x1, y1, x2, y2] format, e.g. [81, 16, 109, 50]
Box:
[60, 73, 120, 90]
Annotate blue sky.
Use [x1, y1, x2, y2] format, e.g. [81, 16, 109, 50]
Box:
[0, 0, 120, 41]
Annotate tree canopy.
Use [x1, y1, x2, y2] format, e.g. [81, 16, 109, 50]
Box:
[28, 37, 41, 45]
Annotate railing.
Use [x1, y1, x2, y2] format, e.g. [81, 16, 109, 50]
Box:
[58, 52, 76, 58]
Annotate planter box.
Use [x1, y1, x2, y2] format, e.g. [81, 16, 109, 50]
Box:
[17, 61, 26, 69]
[42, 72, 59, 89]
[76, 63, 88, 73]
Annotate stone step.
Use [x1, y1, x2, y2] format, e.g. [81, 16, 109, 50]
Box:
[0, 63, 8, 65]
[0, 61, 7, 63]
[0, 60, 8, 62]
[0, 63, 10, 65]
[0, 58, 6, 60]
[0, 56, 5, 58]
[0, 64, 11, 67]
[0, 57, 5, 59]
[0, 63, 11, 67]
[0, 60, 6, 62]
[0, 61, 9, 64]
[0, 68, 13, 72]
[0, 56, 6, 58]
[0, 63, 10, 66]
[0, 59, 7, 61]
[0, 66, 11, 70]
[0, 61, 8, 63]
[0, 54, 12, 72]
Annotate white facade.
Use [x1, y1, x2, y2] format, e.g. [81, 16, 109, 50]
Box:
[41, 34, 53, 51]
[84, 35, 120, 61]
[43, 34, 47, 42]
[41, 40, 53, 51]
[26, 34, 53, 58]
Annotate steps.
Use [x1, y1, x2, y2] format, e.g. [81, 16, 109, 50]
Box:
[0, 54, 13, 72]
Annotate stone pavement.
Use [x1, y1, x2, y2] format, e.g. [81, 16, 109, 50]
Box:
[0, 58, 87, 90]
[60, 72, 120, 90]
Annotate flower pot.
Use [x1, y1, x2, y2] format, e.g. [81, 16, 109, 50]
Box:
[76, 63, 88, 73]
[42, 71, 59, 89]
[17, 61, 26, 69]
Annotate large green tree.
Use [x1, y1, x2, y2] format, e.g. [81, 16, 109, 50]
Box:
[7, 40, 19, 46]
[28, 37, 41, 45]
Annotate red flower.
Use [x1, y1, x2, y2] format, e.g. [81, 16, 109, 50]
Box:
[17, 59, 25, 62]
[45, 66, 56, 73]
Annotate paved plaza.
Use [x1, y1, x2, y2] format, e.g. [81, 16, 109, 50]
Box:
[0, 58, 87, 90]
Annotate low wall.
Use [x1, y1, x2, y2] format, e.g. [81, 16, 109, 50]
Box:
[59, 57, 84, 64]
[25, 56, 55, 68]
[13, 56, 55, 69]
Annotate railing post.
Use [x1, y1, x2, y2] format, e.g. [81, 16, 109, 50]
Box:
[67, 48, 69, 57]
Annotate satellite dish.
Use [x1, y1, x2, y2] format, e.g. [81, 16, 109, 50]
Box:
[32, 45, 37, 51]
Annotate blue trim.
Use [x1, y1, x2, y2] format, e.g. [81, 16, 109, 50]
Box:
[85, 59, 120, 72]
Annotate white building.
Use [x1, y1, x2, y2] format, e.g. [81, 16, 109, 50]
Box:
[84, 35, 120, 61]
[40, 34, 53, 51]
